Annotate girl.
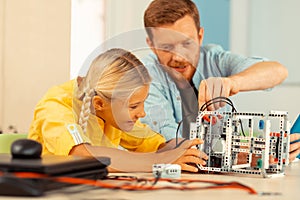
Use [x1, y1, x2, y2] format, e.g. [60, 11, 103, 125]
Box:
[29, 48, 207, 172]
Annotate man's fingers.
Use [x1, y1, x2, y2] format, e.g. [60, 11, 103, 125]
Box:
[198, 78, 231, 111]
[290, 133, 300, 143]
[288, 134, 300, 162]
[198, 80, 215, 111]
[289, 148, 300, 162]
[198, 80, 207, 110]
[211, 78, 223, 110]
[206, 80, 215, 110]
[290, 142, 300, 154]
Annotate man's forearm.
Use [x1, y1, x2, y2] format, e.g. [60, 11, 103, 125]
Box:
[229, 61, 288, 92]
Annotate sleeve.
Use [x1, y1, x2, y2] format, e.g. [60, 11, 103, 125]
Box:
[28, 86, 91, 156]
[120, 120, 166, 152]
[204, 44, 267, 77]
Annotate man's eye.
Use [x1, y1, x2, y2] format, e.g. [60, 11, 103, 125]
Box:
[160, 45, 173, 51]
[183, 41, 192, 47]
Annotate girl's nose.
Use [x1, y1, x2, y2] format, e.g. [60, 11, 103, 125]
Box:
[137, 109, 146, 118]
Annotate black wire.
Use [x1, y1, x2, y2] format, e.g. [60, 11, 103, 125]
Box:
[200, 100, 236, 112]
[175, 138, 188, 148]
[107, 175, 138, 180]
[239, 119, 246, 136]
[199, 97, 236, 112]
[199, 97, 245, 136]
[175, 120, 183, 146]
[199, 96, 233, 111]
[175, 115, 195, 146]
[175, 97, 246, 147]
[152, 171, 161, 186]
[176, 96, 238, 145]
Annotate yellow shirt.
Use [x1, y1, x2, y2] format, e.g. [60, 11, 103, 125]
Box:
[28, 80, 166, 155]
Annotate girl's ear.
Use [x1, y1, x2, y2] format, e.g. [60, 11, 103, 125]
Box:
[93, 96, 106, 111]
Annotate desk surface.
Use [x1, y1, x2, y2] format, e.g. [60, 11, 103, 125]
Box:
[1, 160, 300, 200]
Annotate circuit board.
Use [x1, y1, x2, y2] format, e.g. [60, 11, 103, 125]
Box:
[189, 110, 290, 178]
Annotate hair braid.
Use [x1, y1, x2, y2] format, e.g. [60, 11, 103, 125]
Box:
[78, 83, 94, 134]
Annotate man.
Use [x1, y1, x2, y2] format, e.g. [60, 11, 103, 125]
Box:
[139, 0, 300, 162]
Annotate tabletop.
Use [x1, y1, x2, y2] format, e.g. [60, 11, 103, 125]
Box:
[1, 160, 299, 200]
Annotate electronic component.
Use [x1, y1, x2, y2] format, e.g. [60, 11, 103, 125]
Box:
[190, 110, 290, 178]
[152, 164, 181, 178]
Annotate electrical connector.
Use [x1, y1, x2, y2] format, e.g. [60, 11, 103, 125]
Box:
[152, 164, 181, 178]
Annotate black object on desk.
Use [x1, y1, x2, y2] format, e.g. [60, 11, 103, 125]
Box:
[10, 138, 42, 159]
[0, 153, 110, 196]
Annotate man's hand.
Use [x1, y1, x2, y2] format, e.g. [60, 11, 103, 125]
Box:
[198, 77, 239, 110]
[289, 133, 300, 162]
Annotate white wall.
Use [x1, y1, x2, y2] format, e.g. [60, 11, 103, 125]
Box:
[70, 0, 105, 79]
[230, 0, 300, 123]
[105, 0, 152, 39]
[0, 0, 71, 133]
[102, 0, 152, 62]
[231, 85, 300, 123]
[0, 0, 4, 132]
[249, 0, 300, 84]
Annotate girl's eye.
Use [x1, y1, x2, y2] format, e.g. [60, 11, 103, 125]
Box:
[130, 105, 138, 109]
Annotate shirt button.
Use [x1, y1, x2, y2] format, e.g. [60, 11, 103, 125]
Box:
[153, 121, 157, 125]
[176, 96, 181, 101]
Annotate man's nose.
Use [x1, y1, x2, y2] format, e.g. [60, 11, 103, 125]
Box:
[172, 53, 185, 63]
[171, 46, 187, 62]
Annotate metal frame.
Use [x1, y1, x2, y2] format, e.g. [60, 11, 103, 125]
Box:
[190, 111, 290, 178]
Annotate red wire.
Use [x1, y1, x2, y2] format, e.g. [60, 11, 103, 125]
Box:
[0, 171, 257, 195]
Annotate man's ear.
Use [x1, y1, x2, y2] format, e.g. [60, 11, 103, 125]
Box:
[146, 37, 156, 54]
[93, 96, 106, 111]
[198, 27, 204, 45]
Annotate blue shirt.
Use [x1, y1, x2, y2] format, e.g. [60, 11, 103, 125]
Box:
[140, 44, 265, 140]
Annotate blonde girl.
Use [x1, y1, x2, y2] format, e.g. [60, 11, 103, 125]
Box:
[29, 48, 207, 172]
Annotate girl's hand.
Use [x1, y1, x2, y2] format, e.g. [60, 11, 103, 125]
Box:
[172, 138, 208, 172]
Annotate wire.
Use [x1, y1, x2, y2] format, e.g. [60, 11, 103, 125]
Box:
[199, 96, 245, 136]
[152, 171, 162, 185]
[0, 171, 257, 194]
[175, 120, 183, 146]
[175, 96, 243, 145]
[199, 96, 236, 112]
